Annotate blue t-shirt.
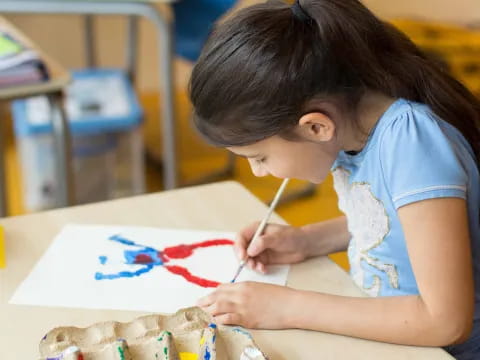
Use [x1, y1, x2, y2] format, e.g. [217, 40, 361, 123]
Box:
[331, 98, 480, 319]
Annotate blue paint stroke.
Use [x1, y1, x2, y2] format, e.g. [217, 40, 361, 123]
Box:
[46, 346, 80, 360]
[109, 234, 157, 252]
[95, 265, 154, 280]
[208, 323, 217, 329]
[96, 235, 162, 281]
[46, 354, 64, 360]
[232, 327, 252, 339]
[204, 346, 211, 360]
[109, 234, 136, 246]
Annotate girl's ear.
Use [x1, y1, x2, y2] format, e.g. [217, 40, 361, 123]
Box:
[298, 112, 336, 142]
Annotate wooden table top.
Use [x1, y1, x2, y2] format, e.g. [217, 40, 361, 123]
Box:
[0, 181, 452, 359]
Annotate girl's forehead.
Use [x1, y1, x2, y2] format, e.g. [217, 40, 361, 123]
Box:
[227, 135, 288, 158]
[227, 145, 261, 158]
[228, 137, 279, 156]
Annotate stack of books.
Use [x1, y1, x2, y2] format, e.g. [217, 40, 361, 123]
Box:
[0, 31, 49, 88]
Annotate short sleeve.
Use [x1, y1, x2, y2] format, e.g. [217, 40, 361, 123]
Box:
[379, 107, 468, 209]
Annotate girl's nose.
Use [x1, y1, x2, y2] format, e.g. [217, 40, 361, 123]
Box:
[248, 159, 269, 177]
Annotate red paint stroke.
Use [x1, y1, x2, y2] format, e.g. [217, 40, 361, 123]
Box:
[163, 239, 234, 260]
[165, 265, 220, 288]
[135, 253, 154, 264]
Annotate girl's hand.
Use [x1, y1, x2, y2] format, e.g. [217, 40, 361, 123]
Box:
[197, 282, 296, 329]
[235, 222, 309, 273]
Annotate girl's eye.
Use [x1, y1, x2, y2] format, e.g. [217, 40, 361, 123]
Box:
[256, 157, 266, 164]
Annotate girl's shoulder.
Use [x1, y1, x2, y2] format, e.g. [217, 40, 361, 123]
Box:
[376, 98, 440, 138]
[377, 98, 474, 160]
[375, 99, 477, 210]
[341, 98, 454, 162]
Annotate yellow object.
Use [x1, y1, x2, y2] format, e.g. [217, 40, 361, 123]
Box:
[391, 18, 480, 97]
[0, 226, 5, 268]
[199, 336, 205, 345]
[179, 352, 198, 360]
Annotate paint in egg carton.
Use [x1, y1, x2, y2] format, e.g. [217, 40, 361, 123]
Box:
[39, 307, 267, 360]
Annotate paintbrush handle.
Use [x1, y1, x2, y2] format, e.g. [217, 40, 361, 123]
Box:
[248, 178, 290, 251]
[232, 178, 289, 282]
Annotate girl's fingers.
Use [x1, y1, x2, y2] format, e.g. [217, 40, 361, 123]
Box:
[234, 239, 247, 261]
[255, 252, 270, 266]
[245, 255, 267, 273]
[238, 222, 261, 246]
[214, 313, 242, 326]
[247, 235, 268, 258]
[204, 303, 222, 317]
[204, 301, 234, 317]
[197, 293, 215, 307]
[256, 261, 266, 274]
[235, 222, 260, 260]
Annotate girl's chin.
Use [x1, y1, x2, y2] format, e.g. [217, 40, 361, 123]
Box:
[308, 174, 328, 185]
[273, 174, 324, 184]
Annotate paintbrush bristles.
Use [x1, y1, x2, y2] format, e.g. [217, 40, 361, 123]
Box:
[230, 179, 290, 283]
[230, 261, 245, 283]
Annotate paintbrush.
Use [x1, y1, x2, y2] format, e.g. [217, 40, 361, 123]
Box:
[230, 178, 290, 283]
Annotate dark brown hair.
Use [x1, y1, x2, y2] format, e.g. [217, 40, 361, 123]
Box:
[189, 0, 480, 166]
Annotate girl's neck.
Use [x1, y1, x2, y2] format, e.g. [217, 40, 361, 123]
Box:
[342, 92, 396, 153]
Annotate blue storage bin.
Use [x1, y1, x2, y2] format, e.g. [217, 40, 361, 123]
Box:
[12, 68, 145, 211]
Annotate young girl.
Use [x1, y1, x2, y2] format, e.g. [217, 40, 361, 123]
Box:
[190, 0, 480, 358]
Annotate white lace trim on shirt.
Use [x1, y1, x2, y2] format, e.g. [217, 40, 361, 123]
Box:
[392, 185, 466, 204]
[333, 167, 399, 297]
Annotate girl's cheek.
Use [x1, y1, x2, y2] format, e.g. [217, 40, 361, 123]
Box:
[267, 162, 293, 179]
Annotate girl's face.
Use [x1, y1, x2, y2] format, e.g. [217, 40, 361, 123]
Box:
[228, 133, 340, 184]
[227, 94, 393, 182]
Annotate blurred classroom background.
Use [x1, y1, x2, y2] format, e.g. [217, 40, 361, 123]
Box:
[2, 0, 480, 270]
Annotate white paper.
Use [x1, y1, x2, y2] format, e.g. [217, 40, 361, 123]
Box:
[10, 225, 289, 313]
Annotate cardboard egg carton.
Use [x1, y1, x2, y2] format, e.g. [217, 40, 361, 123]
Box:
[39, 307, 268, 360]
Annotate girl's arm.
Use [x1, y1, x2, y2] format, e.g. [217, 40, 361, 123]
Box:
[200, 198, 474, 346]
[289, 197, 474, 346]
[301, 216, 350, 257]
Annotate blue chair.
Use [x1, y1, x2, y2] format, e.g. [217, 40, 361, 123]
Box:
[173, 0, 237, 62]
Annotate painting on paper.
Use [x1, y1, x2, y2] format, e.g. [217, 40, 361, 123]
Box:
[10, 225, 289, 313]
